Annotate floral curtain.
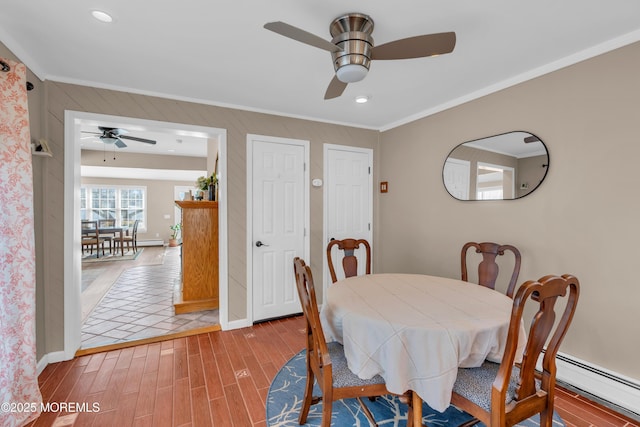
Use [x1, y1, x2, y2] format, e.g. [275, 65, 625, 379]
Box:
[0, 58, 42, 426]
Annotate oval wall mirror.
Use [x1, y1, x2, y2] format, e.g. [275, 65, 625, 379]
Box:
[443, 131, 549, 201]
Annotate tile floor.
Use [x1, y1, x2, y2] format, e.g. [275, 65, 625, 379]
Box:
[81, 246, 218, 349]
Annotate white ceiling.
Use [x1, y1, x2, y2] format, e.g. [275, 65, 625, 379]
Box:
[2, 1, 640, 131]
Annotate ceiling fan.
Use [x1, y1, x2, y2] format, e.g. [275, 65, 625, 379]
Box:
[264, 13, 456, 99]
[524, 135, 541, 143]
[81, 126, 157, 148]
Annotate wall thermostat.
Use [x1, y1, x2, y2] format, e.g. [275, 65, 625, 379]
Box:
[312, 179, 323, 187]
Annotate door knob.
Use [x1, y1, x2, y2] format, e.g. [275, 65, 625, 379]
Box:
[256, 241, 269, 247]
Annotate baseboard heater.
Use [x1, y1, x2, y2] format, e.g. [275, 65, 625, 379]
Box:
[553, 351, 640, 417]
[137, 239, 164, 247]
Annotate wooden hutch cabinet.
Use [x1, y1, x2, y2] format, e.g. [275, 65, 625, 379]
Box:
[174, 200, 219, 314]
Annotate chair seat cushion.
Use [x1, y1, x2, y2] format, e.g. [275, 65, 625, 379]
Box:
[327, 342, 385, 388]
[452, 361, 532, 412]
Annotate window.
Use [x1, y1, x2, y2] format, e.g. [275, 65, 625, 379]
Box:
[81, 185, 147, 229]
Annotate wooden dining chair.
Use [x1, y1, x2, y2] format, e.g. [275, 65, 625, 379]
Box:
[326, 238, 371, 283]
[120, 219, 139, 253]
[461, 242, 521, 298]
[81, 221, 107, 258]
[449, 274, 580, 427]
[97, 219, 116, 254]
[293, 257, 389, 427]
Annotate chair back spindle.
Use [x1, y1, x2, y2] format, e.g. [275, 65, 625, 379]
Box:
[326, 238, 371, 283]
[461, 241, 521, 298]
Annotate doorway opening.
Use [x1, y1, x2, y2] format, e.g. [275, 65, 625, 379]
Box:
[476, 162, 515, 200]
[64, 111, 228, 357]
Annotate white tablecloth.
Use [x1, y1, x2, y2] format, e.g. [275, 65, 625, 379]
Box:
[320, 273, 526, 412]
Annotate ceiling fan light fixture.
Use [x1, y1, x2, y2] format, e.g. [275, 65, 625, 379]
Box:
[91, 10, 113, 23]
[336, 64, 368, 83]
[101, 137, 119, 144]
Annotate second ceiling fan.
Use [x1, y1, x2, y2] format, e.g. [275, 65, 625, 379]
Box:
[82, 126, 157, 148]
[264, 13, 456, 99]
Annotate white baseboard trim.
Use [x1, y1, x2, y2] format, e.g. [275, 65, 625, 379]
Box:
[36, 351, 69, 375]
[555, 352, 640, 415]
[137, 239, 164, 247]
[224, 318, 251, 331]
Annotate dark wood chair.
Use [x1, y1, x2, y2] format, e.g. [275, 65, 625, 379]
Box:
[461, 242, 521, 298]
[449, 274, 580, 427]
[326, 238, 371, 283]
[81, 221, 107, 258]
[293, 257, 389, 427]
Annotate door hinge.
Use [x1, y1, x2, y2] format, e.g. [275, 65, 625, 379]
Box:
[304, 162, 306, 172]
[368, 166, 371, 174]
[368, 223, 371, 231]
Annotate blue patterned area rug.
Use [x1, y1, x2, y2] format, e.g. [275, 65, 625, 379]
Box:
[266, 350, 565, 427]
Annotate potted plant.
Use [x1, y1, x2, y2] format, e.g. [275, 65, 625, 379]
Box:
[196, 172, 218, 201]
[169, 223, 181, 247]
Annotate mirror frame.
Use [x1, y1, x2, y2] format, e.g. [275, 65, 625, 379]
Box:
[443, 131, 549, 201]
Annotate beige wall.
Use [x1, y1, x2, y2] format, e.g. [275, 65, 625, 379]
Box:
[377, 41, 640, 380]
[517, 154, 548, 198]
[23, 71, 378, 356]
[81, 150, 208, 171]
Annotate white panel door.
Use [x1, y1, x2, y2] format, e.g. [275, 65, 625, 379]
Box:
[324, 145, 373, 291]
[251, 137, 306, 321]
[443, 158, 470, 199]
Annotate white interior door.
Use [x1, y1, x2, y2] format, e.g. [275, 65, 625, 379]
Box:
[249, 135, 308, 322]
[324, 144, 373, 292]
[444, 158, 470, 199]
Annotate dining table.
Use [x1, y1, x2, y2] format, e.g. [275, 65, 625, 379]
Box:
[81, 224, 129, 256]
[319, 273, 526, 427]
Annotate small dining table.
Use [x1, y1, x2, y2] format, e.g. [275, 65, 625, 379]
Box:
[81, 224, 129, 256]
[319, 273, 526, 427]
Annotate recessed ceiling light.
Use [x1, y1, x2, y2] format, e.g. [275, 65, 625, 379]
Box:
[91, 10, 113, 23]
[355, 96, 369, 104]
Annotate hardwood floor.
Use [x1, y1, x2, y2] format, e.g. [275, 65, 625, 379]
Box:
[29, 315, 638, 427]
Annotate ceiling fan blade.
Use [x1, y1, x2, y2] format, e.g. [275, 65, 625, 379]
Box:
[524, 135, 540, 143]
[324, 75, 348, 100]
[98, 126, 128, 136]
[120, 135, 157, 145]
[81, 131, 101, 135]
[371, 32, 456, 60]
[115, 139, 127, 148]
[264, 21, 342, 53]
